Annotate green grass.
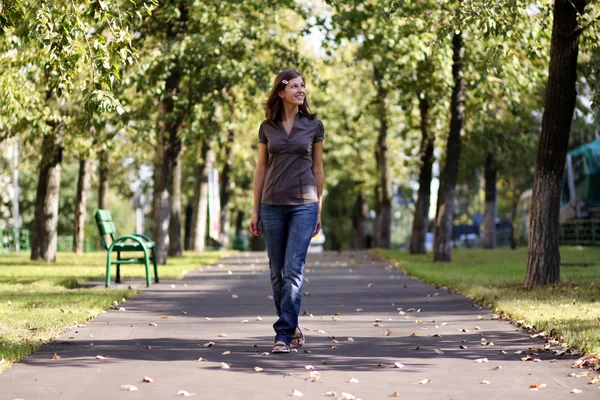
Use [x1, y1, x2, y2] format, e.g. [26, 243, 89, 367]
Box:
[0, 251, 226, 372]
[373, 246, 600, 357]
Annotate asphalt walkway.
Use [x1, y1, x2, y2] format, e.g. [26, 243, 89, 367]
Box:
[1, 251, 598, 399]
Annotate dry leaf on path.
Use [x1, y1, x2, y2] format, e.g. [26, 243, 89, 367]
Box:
[254, 367, 263, 372]
[434, 348, 444, 355]
[292, 389, 304, 397]
[121, 385, 138, 391]
[51, 353, 60, 360]
[96, 355, 108, 360]
[348, 337, 355, 342]
[391, 392, 400, 397]
[339, 393, 358, 400]
[410, 332, 419, 337]
[203, 342, 216, 348]
[393, 362, 405, 368]
[418, 379, 431, 384]
[481, 380, 491, 384]
[148, 323, 158, 326]
[385, 330, 392, 336]
[492, 366, 503, 370]
[220, 362, 230, 369]
[323, 392, 337, 397]
[222, 351, 230, 355]
[142, 376, 153, 383]
[304, 365, 315, 370]
[475, 358, 489, 363]
[529, 383, 547, 390]
[571, 389, 582, 394]
[194, 357, 206, 362]
[349, 377, 360, 383]
[177, 390, 196, 396]
[589, 376, 600, 384]
[218, 333, 228, 337]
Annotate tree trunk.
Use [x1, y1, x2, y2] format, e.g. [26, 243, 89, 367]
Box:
[184, 202, 193, 250]
[219, 128, 234, 249]
[152, 2, 188, 264]
[434, 31, 465, 262]
[351, 190, 368, 250]
[97, 149, 109, 250]
[374, 66, 392, 249]
[525, 0, 586, 288]
[168, 143, 183, 257]
[409, 93, 434, 254]
[30, 134, 62, 262]
[510, 175, 518, 250]
[73, 158, 90, 254]
[482, 152, 497, 249]
[190, 140, 211, 252]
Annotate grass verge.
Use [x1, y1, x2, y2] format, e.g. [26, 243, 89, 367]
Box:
[373, 246, 600, 357]
[0, 251, 225, 372]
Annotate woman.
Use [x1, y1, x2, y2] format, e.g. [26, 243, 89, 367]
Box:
[249, 69, 325, 354]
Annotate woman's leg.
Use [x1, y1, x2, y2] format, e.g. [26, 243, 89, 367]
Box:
[273, 202, 318, 345]
[259, 204, 288, 320]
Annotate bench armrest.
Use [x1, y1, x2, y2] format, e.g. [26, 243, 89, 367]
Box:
[109, 234, 148, 251]
[132, 233, 154, 243]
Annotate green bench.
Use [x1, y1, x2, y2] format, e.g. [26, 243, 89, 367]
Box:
[95, 209, 159, 288]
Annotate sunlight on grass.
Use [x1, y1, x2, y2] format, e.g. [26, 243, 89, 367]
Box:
[0, 251, 226, 372]
[373, 247, 600, 356]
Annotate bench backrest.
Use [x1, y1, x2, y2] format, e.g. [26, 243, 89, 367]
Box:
[95, 209, 116, 250]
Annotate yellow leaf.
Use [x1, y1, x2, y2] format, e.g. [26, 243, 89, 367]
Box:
[51, 353, 60, 360]
[254, 367, 263, 372]
[160, 316, 169, 319]
[410, 332, 419, 337]
[391, 392, 400, 397]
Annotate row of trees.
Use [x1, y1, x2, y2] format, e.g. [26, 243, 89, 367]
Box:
[1, 1, 599, 288]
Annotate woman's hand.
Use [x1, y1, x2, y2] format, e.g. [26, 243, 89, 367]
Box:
[249, 213, 262, 236]
[313, 215, 321, 237]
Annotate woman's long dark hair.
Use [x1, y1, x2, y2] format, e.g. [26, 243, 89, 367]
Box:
[264, 69, 316, 122]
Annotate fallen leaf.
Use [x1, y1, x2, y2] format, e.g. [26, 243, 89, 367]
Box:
[349, 377, 360, 383]
[95, 355, 108, 360]
[478, 315, 484, 320]
[182, 311, 188, 315]
[460, 345, 468, 349]
[391, 392, 400, 397]
[304, 365, 315, 370]
[205, 317, 212, 321]
[218, 333, 228, 337]
[142, 376, 153, 383]
[571, 389, 582, 394]
[220, 362, 230, 369]
[589, 376, 600, 384]
[481, 380, 491, 384]
[203, 342, 216, 347]
[177, 390, 196, 396]
[254, 367, 263, 372]
[232, 294, 239, 299]
[194, 357, 206, 362]
[348, 337, 355, 342]
[261, 352, 270, 356]
[385, 329, 392, 336]
[339, 392, 357, 399]
[413, 346, 420, 350]
[475, 358, 489, 363]
[418, 379, 431, 384]
[441, 322, 448, 326]
[393, 362, 405, 368]
[256, 316, 263, 321]
[323, 392, 337, 397]
[368, 283, 374, 287]
[241, 320, 248, 323]
[492, 366, 503, 370]
[149, 323, 158, 327]
[410, 333, 419, 337]
[121, 385, 138, 391]
[355, 308, 363, 312]
[160, 315, 169, 319]
[415, 320, 423, 324]
[529, 383, 547, 390]
[292, 389, 304, 397]
[434, 348, 444, 355]
[222, 351, 230, 355]
[431, 333, 441, 337]
[51, 353, 60, 360]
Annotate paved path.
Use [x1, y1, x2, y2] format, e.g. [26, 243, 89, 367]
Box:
[1, 251, 598, 399]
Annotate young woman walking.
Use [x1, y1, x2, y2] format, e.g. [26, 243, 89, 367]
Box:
[249, 69, 325, 354]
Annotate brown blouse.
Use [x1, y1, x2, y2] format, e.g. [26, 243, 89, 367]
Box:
[258, 113, 325, 205]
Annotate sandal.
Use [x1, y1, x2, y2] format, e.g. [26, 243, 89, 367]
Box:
[291, 327, 305, 348]
[272, 341, 290, 354]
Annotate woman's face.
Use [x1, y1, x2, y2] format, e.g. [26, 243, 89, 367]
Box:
[279, 76, 306, 106]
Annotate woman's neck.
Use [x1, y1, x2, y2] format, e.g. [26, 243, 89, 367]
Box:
[281, 103, 299, 122]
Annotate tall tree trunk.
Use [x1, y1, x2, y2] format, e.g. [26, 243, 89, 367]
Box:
[351, 190, 368, 250]
[526, 0, 586, 288]
[30, 134, 62, 262]
[97, 149, 110, 250]
[152, 2, 188, 264]
[235, 210, 245, 238]
[184, 202, 193, 250]
[168, 143, 183, 257]
[73, 158, 90, 254]
[374, 66, 392, 249]
[482, 152, 497, 249]
[510, 175, 518, 250]
[409, 93, 434, 254]
[434, 31, 465, 262]
[190, 140, 211, 252]
[219, 128, 234, 249]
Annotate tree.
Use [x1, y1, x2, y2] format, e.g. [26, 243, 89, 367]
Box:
[525, 0, 589, 288]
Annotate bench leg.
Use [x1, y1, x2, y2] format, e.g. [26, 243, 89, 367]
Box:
[116, 251, 121, 283]
[143, 249, 151, 288]
[152, 248, 159, 283]
[105, 251, 112, 288]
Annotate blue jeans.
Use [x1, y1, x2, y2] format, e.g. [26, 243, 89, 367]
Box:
[260, 202, 318, 345]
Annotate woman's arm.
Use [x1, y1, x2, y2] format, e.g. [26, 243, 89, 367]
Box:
[250, 143, 269, 236]
[312, 141, 324, 236]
